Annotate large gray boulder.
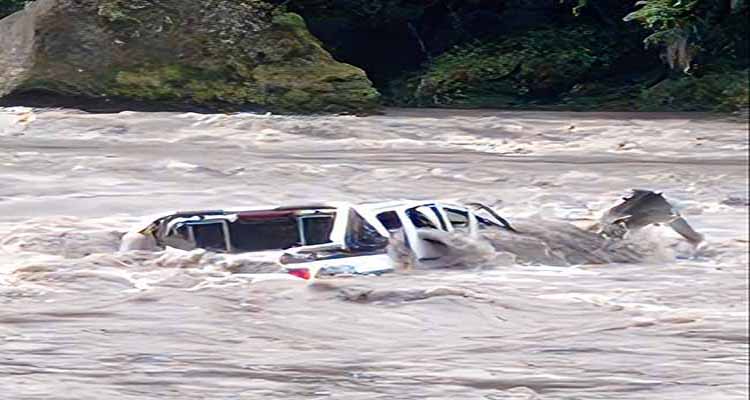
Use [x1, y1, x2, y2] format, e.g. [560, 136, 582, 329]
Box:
[0, 0, 380, 113]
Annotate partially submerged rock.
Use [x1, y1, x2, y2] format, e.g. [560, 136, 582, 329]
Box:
[0, 0, 379, 113]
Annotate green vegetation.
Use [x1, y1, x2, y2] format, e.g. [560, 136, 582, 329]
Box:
[620, 0, 749, 110]
[280, 0, 748, 111]
[404, 27, 624, 108]
[1, 0, 747, 112]
[640, 68, 749, 111]
[622, 0, 747, 71]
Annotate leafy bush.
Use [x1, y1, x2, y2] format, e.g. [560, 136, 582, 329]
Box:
[623, 0, 706, 72]
[625, 0, 747, 71]
[572, 0, 748, 74]
[640, 68, 749, 111]
[410, 27, 623, 107]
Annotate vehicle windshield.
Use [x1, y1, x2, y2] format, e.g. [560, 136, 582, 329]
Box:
[443, 208, 471, 231]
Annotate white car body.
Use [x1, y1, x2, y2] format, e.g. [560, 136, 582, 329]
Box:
[121, 200, 509, 279]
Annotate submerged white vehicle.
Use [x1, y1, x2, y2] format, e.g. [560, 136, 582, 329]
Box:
[122, 191, 704, 278]
[121, 200, 516, 279]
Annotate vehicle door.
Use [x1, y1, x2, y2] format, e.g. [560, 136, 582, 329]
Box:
[400, 205, 450, 261]
[440, 205, 479, 236]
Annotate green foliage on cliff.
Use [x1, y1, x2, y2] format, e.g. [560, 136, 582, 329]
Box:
[406, 27, 623, 108]
[640, 68, 749, 111]
[620, 0, 748, 72]
[279, 0, 747, 111]
[3, 0, 748, 112]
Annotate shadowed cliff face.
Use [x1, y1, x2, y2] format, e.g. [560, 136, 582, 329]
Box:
[283, 0, 576, 88]
[0, 0, 379, 113]
[282, 0, 748, 111]
[281, 1, 657, 109]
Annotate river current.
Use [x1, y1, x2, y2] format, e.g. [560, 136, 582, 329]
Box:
[0, 107, 748, 399]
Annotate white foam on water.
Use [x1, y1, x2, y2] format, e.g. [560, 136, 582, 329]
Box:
[0, 109, 747, 399]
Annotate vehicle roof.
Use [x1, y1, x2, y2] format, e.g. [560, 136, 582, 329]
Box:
[359, 200, 463, 211]
[165, 200, 465, 219]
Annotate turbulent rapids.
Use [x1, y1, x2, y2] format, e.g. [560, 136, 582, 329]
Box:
[0, 107, 748, 399]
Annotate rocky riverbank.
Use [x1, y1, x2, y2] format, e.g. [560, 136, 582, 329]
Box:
[0, 0, 379, 113]
[0, 0, 747, 113]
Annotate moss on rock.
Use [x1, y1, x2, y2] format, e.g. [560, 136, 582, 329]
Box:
[0, 0, 379, 113]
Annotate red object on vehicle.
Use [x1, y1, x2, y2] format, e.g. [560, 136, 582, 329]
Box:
[287, 268, 311, 280]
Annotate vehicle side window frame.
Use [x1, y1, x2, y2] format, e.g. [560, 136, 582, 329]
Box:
[298, 214, 335, 246]
[406, 206, 441, 229]
[376, 210, 404, 232]
[442, 207, 471, 231]
[427, 205, 448, 230]
[176, 219, 232, 252]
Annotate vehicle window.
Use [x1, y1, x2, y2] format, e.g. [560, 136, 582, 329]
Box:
[190, 221, 228, 251]
[300, 215, 335, 245]
[345, 209, 389, 252]
[229, 218, 300, 251]
[444, 208, 470, 230]
[377, 211, 403, 231]
[406, 207, 437, 229]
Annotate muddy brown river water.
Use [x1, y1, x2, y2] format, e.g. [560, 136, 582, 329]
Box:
[0, 108, 748, 399]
